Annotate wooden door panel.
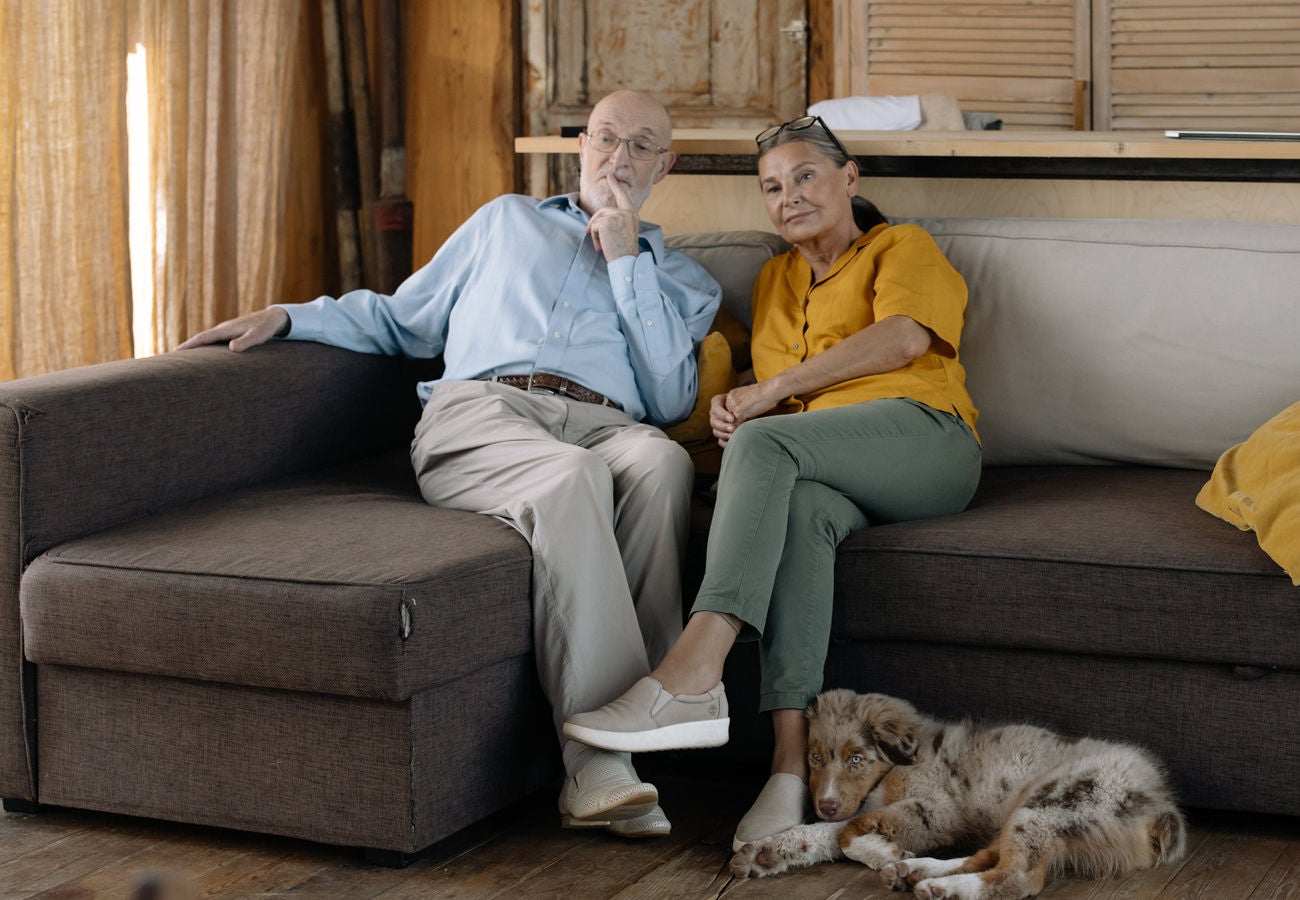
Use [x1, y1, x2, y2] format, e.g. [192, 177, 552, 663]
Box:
[841, 0, 1091, 130]
[1097, 0, 1300, 130]
[524, 0, 807, 193]
[526, 0, 806, 132]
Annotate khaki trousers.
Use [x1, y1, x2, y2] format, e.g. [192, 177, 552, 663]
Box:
[410, 380, 692, 774]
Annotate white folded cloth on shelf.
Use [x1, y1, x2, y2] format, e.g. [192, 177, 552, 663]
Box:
[807, 95, 922, 131]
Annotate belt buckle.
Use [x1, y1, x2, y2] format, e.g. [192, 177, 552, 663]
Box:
[524, 374, 559, 396]
[526, 373, 557, 397]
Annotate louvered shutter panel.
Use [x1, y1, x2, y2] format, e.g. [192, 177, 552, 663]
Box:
[857, 0, 1091, 128]
[1097, 0, 1300, 130]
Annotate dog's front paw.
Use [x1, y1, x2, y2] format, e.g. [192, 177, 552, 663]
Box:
[883, 857, 966, 892]
[914, 873, 982, 900]
[842, 832, 912, 869]
[729, 823, 842, 878]
[729, 833, 800, 878]
[881, 859, 912, 891]
[882, 857, 934, 891]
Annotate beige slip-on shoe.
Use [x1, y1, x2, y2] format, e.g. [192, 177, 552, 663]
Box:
[563, 676, 729, 753]
[559, 751, 658, 824]
[731, 773, 809, 852]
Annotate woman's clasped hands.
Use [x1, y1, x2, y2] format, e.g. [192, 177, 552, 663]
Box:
[709, 378, 782, 446]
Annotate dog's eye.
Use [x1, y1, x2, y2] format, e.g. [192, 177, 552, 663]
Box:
[849, 754, 863, 765]
[809, 752, 823, 765]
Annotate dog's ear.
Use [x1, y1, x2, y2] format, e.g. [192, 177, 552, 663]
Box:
[856, 693, 921, 765]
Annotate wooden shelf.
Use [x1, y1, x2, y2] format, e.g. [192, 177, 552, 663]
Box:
[516, 131, 1300, 182]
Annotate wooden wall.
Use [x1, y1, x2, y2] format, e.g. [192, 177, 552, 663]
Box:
[405, 2, 518, 266]
[281, 0, 519, 302]
[281, 0, 332, 304]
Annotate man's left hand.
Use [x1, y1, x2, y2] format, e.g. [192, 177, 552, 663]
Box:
[588, 175, 641, 261]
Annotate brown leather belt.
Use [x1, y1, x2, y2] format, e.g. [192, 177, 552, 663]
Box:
[482, 373, 622, 410]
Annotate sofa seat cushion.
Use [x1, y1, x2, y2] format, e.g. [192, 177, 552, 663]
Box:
[830, 466, 1298, 669]
[21, 451, 534, 702]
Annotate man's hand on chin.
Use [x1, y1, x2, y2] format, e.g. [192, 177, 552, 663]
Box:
[588, 175, 640, 262]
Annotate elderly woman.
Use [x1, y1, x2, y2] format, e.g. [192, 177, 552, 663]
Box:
[565, 116, 982, 847]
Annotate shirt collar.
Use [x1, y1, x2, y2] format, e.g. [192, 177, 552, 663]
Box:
[541, 193, 666, 261]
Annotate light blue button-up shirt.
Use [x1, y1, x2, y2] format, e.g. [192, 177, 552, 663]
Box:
[278, 193, 721, 426]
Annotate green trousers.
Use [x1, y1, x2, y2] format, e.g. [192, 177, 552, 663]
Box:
[691, 398, 982, 712]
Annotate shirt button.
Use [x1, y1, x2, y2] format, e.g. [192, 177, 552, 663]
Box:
[579, 264, 586, 272]
[625, 276, 632, 283]
[646, 319, 654, 327]
[553, 332, 561, 338]
[793, 343, 799, 350]
[562, 301, 570, 308]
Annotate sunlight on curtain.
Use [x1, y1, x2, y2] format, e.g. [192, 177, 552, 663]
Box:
[0, 0, 133, 378]
[137, 0, 303, 353]
[127, 43, 154, 359]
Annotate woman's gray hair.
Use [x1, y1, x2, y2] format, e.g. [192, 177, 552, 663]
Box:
[757, 122, 888, 232]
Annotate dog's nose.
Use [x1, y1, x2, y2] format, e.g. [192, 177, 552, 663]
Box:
[817, 798, 841, 819]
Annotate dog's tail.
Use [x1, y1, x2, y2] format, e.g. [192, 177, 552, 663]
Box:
[1148, 809, 1188, 865]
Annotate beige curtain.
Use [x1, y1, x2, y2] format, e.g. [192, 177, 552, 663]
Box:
[139, 0, 303, 352]
[0, 0, 133, 380]
[0, 1, 304, 378]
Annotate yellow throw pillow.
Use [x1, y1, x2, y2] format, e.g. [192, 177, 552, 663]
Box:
[665, 331, 736, 473]
[1196, 400, 1300, 585]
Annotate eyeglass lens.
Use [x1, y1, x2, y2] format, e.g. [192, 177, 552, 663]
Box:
[588, 130, 661, 160]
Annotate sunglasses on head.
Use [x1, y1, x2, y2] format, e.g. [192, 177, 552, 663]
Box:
[755, 115, 851, 161]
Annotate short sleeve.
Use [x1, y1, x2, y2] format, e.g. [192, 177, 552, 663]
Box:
[870, 225, 967, 358]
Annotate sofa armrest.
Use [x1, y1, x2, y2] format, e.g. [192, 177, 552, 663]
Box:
[0, 342, 424, 561]
[0, 341, 425, 801]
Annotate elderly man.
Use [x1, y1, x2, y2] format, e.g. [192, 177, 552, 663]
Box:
[180, 90, 722, 836]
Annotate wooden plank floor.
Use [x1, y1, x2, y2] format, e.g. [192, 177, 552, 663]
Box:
[2, 771, 1297, 899]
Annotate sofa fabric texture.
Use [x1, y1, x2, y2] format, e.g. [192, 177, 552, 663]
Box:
[22, 452, 532, 701]
[831, 466, 1297, 669]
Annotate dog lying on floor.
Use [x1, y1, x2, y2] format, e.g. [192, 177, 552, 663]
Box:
[730, 690, 1186, 899]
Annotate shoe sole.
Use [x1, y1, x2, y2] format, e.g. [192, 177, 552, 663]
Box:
[561, 814, 671, 838]
[565, 788, 658, 822]
[563, 718, 730, 753]
[610, 821, 671, 838]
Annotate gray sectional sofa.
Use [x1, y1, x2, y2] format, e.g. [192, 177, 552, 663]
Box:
[2, 216, 1297, 862]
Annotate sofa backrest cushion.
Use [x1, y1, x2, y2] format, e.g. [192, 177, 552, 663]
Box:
[907, 217, 1300, 468]
[667, 230, 789, 330]
[672, 219, 1300, 470]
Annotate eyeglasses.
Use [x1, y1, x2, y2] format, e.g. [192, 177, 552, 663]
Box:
[755, 115, 851, 161]
[582, 129, 670, 161]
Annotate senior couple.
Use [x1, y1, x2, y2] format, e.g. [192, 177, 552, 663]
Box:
[182, 90, 980, 849]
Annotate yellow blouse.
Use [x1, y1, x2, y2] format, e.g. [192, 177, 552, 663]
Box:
[750, 222, 979, 441]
